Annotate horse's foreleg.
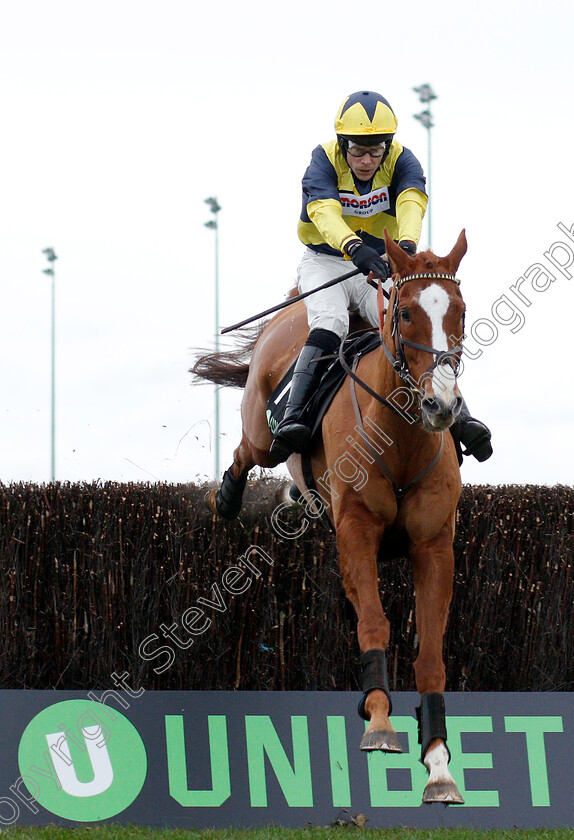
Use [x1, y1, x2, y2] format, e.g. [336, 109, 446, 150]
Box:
[336, 508, 402, 754]
[205, 435, 255, 520]
[410, 526, 464, 804]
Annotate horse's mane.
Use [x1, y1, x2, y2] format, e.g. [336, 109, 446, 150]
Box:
[191, 285, 300, 389]
[413, 249, 443, 272]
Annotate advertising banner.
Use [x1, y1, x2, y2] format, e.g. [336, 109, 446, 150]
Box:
[1, 690, 572, 829]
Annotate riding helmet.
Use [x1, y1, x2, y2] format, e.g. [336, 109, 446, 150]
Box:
[335, 90, 397, 161]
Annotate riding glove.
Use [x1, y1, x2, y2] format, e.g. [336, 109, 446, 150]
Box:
[345, 240, 391, 281]
[399, 240, 417, 255]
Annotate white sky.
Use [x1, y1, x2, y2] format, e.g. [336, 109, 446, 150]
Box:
[1, 0, 573, 487]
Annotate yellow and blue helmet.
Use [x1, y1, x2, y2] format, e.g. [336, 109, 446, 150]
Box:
[335, 91, 397, 160]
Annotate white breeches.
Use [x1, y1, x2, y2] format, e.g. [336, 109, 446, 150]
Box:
[297, 248, 391, 339]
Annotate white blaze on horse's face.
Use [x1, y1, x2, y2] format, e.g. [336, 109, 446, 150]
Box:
[416, 283, 461, 429]
[417, 285, 450, 351]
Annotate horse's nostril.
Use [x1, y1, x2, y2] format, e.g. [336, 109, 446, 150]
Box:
[422, 397, 440, 415]
[453, 396, 463, 416]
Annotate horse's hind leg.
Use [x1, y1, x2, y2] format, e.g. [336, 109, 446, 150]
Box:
[205, 434, 256, 520]
[410, 525, 464, 804]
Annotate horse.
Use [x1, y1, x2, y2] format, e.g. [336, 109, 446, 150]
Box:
[191, 230, 468, 804]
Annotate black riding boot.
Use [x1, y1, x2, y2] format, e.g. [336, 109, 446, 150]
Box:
[270, 329, 340, 463]
[451, 398, 493, 463]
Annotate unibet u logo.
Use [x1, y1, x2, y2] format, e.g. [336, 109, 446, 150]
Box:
[18, 700, 147, 821]
[45, 725, 114, 796]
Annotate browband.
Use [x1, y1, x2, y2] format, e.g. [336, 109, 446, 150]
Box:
[395, 272, 460, 289]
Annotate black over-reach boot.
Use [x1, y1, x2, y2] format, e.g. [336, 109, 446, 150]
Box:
[450, 398, 493, 463]
[269, 329, 340, 463]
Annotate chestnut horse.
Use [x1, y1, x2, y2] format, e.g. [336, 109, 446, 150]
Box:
[192, 231, 468, 804]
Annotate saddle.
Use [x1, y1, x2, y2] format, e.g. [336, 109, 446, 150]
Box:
[266, 329, 381, 443]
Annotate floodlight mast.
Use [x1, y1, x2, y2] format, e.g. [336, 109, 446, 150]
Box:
[42, 247, 58, 482]
[413, 84, 437, 249]
[204, 197, 222, 479]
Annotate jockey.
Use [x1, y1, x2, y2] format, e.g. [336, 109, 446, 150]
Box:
[270, 90, 492, 465]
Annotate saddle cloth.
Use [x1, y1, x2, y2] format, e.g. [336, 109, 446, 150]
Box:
[266, 330, 381, 444]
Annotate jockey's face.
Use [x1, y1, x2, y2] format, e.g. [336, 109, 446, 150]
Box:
[346, 146, 384, 182]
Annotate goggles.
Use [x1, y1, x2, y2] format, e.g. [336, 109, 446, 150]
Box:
[347, 140, 387, 159]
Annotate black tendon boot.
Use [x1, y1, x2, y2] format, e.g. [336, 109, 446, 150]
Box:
[270, 329, 340, 463]
[451, 398, 493, 463]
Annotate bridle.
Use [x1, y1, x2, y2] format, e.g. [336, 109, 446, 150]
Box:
[339, 271, 465, 421]
[337, 270, 465, 499]
[381, 272, 464, 402]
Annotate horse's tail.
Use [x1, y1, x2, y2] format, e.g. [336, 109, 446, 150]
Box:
[190, 322, 266, 389]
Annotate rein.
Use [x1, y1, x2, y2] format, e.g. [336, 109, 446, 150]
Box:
[337, 335, 418, 424]
[349, 356, 444, 499]
[339, 270, 462, 499]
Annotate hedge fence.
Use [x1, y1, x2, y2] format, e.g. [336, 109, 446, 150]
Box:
[0, 480, 572, 693]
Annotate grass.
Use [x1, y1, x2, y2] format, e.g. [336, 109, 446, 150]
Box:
[3, 828, 574, 840]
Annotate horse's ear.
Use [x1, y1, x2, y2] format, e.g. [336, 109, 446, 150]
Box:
[384, 230, 413, 275]
[445, 229, 467, 275]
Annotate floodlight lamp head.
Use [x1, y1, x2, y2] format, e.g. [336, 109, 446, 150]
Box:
[414, 110, 434, 129]
[204, 197, 221, 214]
[413, 84, 437, 103]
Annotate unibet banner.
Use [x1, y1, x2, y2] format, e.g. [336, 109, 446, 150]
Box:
[0, 691, 572, 829]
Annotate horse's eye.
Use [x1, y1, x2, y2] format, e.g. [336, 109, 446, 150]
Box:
[400, 308, 411, 323]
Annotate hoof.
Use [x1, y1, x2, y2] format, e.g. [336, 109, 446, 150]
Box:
[288, 481, 303, 504]
[422, 780, 465, 805]
[360, 728, 403, 753]
[203, 488, 241, 520]
[274, 481, 302, 508]
[204, 489, 219, 515]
